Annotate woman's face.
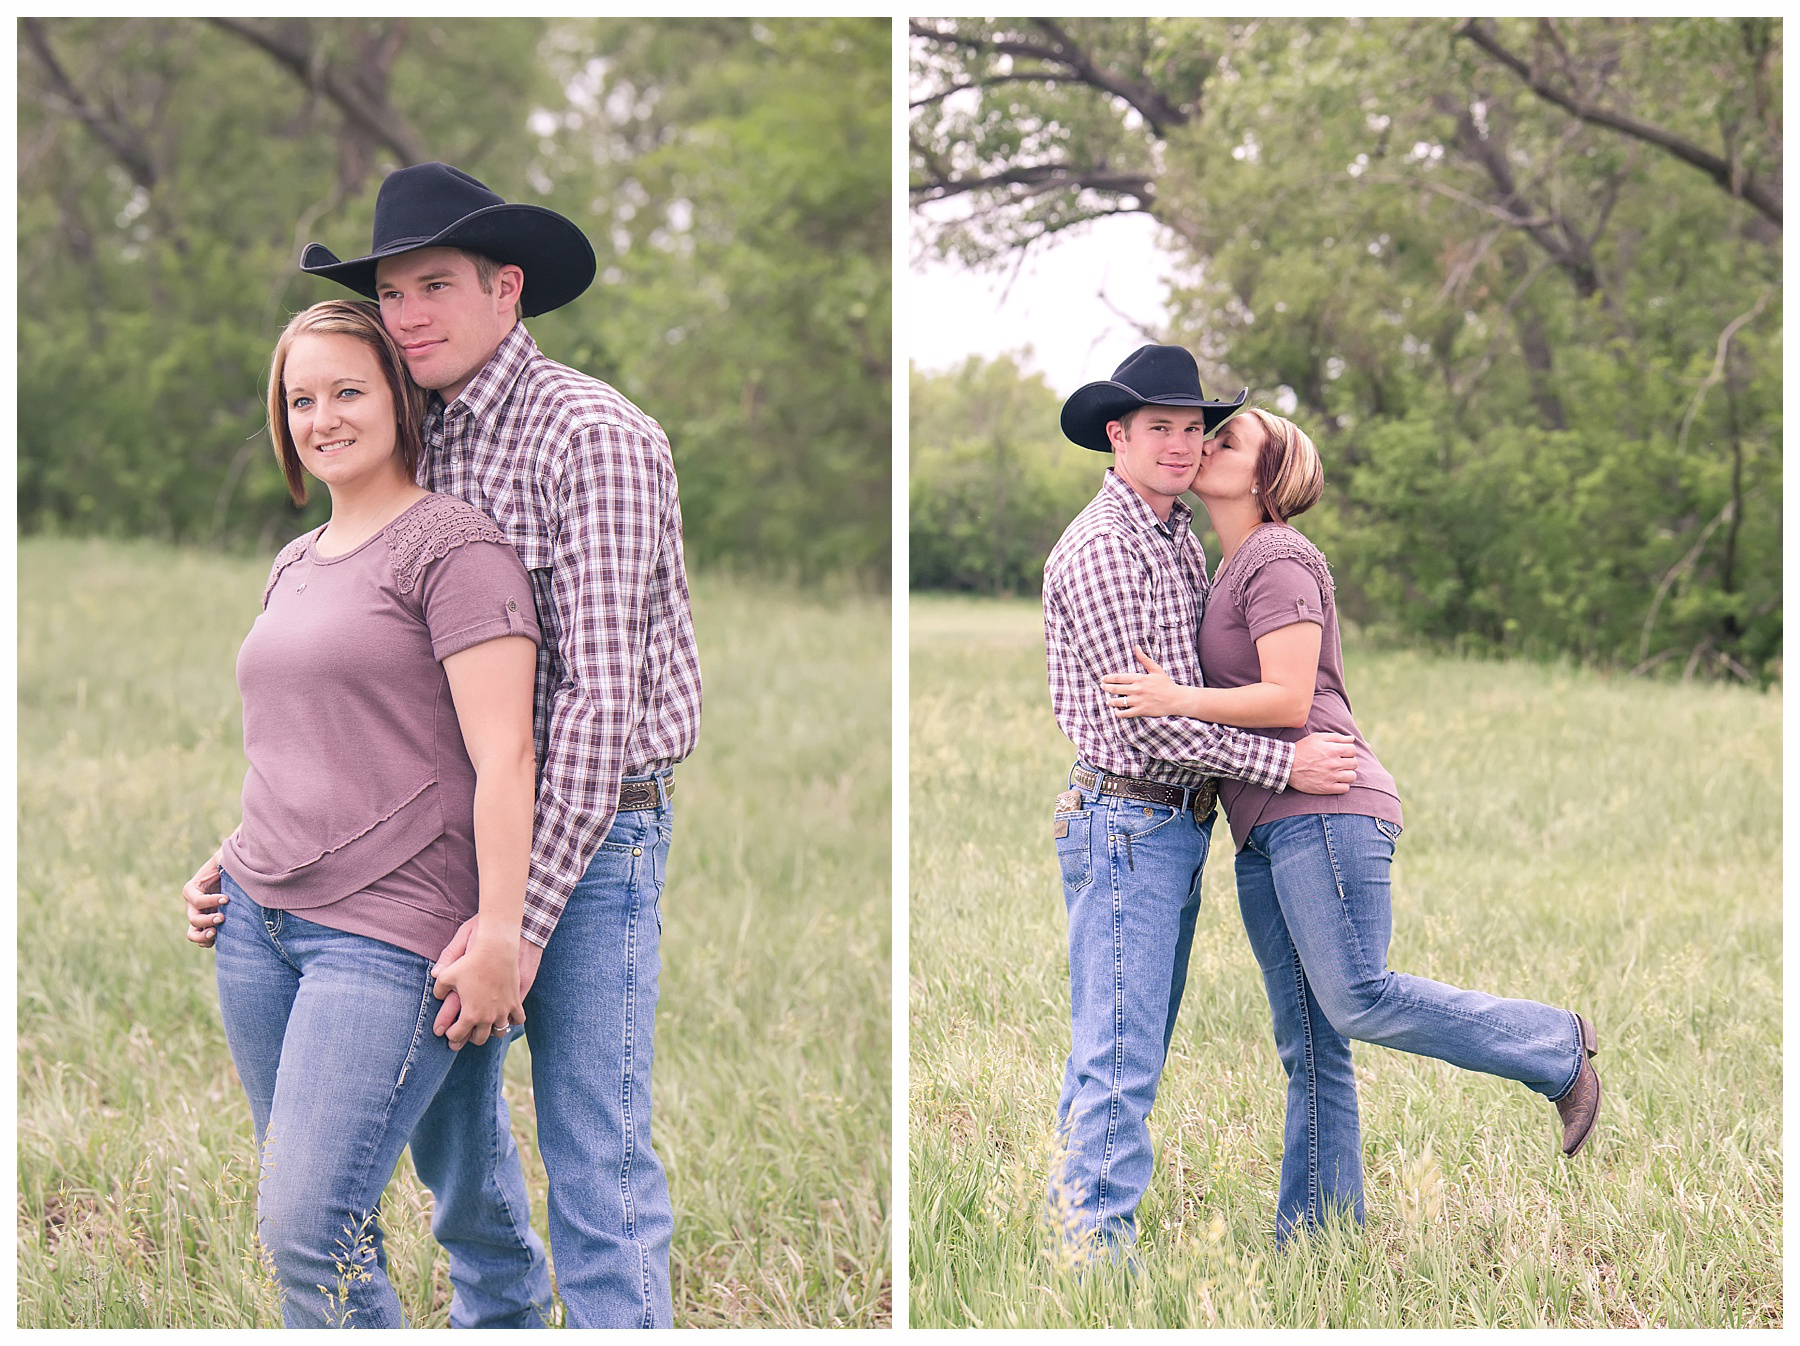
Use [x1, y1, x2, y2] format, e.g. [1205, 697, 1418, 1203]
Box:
[281, 332, 402, 490]
[1193, 413, 1264, 502]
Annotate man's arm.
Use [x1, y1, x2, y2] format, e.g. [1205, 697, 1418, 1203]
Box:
[1057, 536, 1294, 790]
[519, 421, 672, 948]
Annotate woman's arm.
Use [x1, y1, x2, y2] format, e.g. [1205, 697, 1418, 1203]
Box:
[435, 633, 538, 1048]
[1101, 621, 1322, 728]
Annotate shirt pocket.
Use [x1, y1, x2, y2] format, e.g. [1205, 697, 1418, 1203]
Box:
[1147, 576, 1198, 669]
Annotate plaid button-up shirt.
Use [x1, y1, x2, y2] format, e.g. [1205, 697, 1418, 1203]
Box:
[1043, 469, 1293, 791]
[424, 323, 702, 947]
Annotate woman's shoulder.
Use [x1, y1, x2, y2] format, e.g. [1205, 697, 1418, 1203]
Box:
[1225, 523, 1334, 605]
[385, 493, 518, 596]
[261, 525, 326, 608]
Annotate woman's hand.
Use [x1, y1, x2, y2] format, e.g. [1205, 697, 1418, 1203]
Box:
[432, 918, 525, 1050]
[183, 846, 227, 947]
[1101, 648, 1188, 718]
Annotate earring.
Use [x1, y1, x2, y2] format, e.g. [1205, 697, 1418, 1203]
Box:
[1251, 487, 1259, 495]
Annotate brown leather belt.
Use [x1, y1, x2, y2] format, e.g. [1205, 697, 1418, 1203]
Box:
[618, 775, 673, 811]
[1072, 763, 1217, 818]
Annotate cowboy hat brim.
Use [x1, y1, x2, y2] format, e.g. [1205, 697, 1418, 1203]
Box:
[301, 202, 597, 318]
[1060, 380, 1249, 453]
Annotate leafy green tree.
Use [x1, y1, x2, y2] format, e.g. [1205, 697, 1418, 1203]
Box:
[20, 17, 890, 582]
[19, 18, 551, 549]
[911, 18, 1780, 680]
[548, 19, 891, 580]
[909, 355, 1102, 594]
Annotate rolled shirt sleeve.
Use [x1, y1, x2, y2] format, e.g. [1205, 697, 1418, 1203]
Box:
[1243, 557, 1327, 640]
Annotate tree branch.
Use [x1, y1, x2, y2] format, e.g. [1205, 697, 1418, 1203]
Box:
[1675, 287, 1771, 455]
[909, 72, 1060, 111]
[911, 18, 1193, 137]
[1359, 172, 1555, 230]
[911, 161, 1154, 205]
[1028, 19, 1192, 137]
[209, 17, 428, 167]
[21, 18, 158, 189]
[1457, 18, 1781, 227]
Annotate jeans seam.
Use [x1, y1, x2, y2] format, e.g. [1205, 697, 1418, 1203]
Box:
[1316, 815, 1406, 1042]
[261, 909, 300, 971]
[618, 855, 640, 1246]
[1095, 851, 1125, 1230]
[296, 960, 437, 1321]
[480, 1060, 538, 1262]
[1294, 950, 1320, 1231]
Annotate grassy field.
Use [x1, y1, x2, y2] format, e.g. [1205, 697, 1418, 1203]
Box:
[909, 593, 1780, 1328]
[16, 537, 891, 1328]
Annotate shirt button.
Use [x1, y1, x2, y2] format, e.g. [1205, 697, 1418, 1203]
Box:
[506, 598, 518, 612]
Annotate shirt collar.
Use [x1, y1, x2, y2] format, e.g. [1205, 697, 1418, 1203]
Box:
[1103, 467, 1193, 538]
[435, 322, 538, 427]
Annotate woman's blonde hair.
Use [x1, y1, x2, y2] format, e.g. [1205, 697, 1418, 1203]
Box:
[1239, 407, 1324, 524]
[265, 300, 426, 506]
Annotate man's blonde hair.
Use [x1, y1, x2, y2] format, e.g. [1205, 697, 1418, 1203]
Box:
[464, 249, 524, 322]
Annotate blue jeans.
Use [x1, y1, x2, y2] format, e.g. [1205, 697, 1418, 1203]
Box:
[1050, 769, 1213, 1251]
[407, 1040, 553, 1328]
[413, 779, 674, 1328]
[1234, 812, 1584, 1244]
[215, 872, 480, 1328]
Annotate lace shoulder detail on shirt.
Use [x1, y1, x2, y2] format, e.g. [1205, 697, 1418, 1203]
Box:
[1226, 524, 1335, 609]
[385, 495, 512, 595]
[261, 531, 318, 608]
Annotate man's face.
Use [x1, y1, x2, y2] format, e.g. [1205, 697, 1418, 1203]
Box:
[373, 247, 521, 404]
[1107, 406, 1209, 518]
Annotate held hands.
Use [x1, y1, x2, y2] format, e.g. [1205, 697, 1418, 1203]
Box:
[1101, 648, 1184, 718]
[430, 916, 539, 1049]
[183, 847, 227, 947]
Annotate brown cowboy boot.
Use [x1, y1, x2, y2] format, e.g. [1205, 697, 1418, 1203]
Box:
[1554, 1013, 1602, 1157]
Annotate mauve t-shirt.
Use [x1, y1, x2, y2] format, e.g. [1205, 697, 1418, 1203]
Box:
[221, 494, 540, 961]
[1197, 523, 1402, 850]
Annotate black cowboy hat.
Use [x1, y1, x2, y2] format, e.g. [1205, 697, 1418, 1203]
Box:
[300, 162, 596, 318]
[1060, 344, 1248, 452]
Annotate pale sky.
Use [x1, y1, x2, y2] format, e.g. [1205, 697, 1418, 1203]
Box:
[908, 212, 1173, 397]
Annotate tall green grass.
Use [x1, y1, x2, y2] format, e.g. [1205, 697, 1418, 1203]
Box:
[909, 593, 1779, 1328]
[17, 537, 891, 1328]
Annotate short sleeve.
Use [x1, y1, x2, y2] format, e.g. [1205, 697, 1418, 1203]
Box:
[413, 539, 542, 662]
[1242, 556, 1325, 642]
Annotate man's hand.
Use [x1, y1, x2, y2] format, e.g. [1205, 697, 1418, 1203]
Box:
[431, 916, 546, 1039]
[1288, 731, 1357, 794]
[183, 848, 227, 948]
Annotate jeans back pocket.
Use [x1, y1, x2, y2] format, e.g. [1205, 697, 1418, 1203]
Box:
[1054, 810, 1093, 894]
